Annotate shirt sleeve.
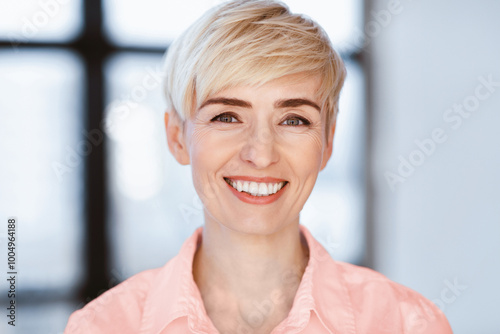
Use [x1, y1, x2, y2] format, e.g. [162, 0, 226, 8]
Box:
[398, 288, 453, 334]
[336, 262, 454, 333]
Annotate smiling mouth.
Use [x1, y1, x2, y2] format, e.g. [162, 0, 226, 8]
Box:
[223, 177, 288, 197]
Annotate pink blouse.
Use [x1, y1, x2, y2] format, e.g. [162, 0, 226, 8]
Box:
[64, 225, 452, 333]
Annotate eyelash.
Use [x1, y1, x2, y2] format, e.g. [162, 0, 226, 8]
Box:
[210, 112, 311, 126]
[281, 115, 311, 126]
[211, 112, 239, 123]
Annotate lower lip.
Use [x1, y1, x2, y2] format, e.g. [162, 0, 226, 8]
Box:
[225, 181, 288, 205]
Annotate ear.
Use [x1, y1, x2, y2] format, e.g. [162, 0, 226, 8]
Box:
[164, 111, 190, 165]
[320, 121, 336, 171]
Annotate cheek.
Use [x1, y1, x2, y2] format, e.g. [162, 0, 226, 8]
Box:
[189, 127, 210, 159]
[189, 127, 237, 191]
[280, 131, 324, 166]
[188, 128, 215, 198]
[189, 127, 227, 163]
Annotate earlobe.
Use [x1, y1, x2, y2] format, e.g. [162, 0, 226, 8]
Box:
[164, 111, 190, 165]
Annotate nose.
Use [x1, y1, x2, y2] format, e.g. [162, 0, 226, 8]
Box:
[240, 125, 279, 169]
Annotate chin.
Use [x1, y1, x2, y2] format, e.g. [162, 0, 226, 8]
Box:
[218, 215, 293, 236]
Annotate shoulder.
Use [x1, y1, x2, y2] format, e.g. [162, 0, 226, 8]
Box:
[335, 261, 453, 333]
[64, 266, 164, 334]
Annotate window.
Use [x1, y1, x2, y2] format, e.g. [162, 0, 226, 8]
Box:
[0, 50, 85, 333]
[0, 0, 82, 42]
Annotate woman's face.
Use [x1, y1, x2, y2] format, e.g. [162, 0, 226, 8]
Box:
[169, 73, 335, 235]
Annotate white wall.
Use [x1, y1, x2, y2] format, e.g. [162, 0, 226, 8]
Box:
[369, 0, 500, 332]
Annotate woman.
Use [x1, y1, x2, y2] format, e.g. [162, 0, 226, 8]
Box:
[65, 1, 452, 333]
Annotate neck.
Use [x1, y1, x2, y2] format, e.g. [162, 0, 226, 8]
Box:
[192, 217, 310, 302]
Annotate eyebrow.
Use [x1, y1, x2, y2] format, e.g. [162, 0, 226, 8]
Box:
[199, 98, 252, 110]
[198, 97, 321, 112]
[274, 98, 321, 112]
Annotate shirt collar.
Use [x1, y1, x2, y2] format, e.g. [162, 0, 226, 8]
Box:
[301, 225, 357, 334]
[140, 225, 215, 333]
[139, 224, 356, 334]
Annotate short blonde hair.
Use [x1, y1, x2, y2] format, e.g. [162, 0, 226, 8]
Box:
[163, 0, 346, 137]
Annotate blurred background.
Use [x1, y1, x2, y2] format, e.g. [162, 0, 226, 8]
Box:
[0, 0, 498, 333]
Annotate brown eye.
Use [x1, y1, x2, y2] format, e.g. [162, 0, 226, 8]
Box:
[281, 116, 310, 126]
[285, 118, 301, 126]
[211, 113, 238, 123]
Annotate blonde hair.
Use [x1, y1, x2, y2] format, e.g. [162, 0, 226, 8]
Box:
[163, 0, 346, 138]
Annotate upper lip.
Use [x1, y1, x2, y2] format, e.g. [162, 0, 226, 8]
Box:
[224, 176, 288, 183]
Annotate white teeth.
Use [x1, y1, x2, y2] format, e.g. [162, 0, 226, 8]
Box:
[249, 182, 259, 195]
[259, 183, 268, 196]
[225, 178, 286, 197]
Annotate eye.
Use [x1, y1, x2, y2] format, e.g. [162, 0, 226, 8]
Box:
[210, 112, 239, 123]
[281, 115, 310, 126]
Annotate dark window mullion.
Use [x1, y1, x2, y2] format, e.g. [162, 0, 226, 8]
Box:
[80, 0, 110, 301]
